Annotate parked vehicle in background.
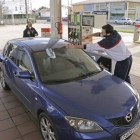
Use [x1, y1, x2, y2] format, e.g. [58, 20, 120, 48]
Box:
[62, 17, 68, 21]
[46, 17, 51, 22]
[133, 18, 140, 25]
[114, 18, 132, 25]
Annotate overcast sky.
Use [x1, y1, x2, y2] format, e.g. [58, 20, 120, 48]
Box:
[32, 0, 85, 9]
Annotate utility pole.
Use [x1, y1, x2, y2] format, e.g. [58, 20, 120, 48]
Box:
[25, 0, 28, 23]
[71, 0, 73, 14]
[0, 1, 3, 20]
[50, 0, 62, 39]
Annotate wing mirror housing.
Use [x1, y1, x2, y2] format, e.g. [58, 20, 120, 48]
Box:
[18, 71, 31, 79]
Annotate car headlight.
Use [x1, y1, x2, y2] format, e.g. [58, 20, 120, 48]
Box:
[134, 89, 140, 101]
[65, 116, 103, 133]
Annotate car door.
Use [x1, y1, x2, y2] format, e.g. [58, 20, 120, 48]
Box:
[12, 47, 36, 112]
[122, 19, 125, 24]
[2, 43, 19, 89]
[118, 19, 122, 24]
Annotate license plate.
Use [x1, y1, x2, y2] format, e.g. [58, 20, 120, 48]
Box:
[120, 122, 140, 140]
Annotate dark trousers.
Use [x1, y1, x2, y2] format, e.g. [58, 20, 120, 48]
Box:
[114, 55, 132, 84]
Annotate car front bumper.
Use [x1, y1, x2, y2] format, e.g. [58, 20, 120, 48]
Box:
[56, 108, 140, 140]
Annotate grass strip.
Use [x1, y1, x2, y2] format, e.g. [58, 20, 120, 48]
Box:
[116, 29, 134, 33]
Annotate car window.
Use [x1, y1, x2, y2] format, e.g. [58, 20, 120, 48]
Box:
[17, 48, 33, 74]
[33, 48, 102, 84]
[3, 42, 10, 56]
[5, 44, 18, 63]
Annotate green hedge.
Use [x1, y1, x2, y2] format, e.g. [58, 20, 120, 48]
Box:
[28, 18, 35, 23]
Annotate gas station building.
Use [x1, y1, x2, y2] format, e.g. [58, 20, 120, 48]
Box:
[72, 0, 140, 21]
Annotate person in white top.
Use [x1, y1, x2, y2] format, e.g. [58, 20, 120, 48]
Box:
[67, 24, 132, 84]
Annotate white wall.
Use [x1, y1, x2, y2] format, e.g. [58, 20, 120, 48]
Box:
[40, 11, 50, 17]
[62, 7, 68, 17]
[40, 8, 68, 18]
[1, 0, 32, 15]
[136, 6, 140, 19]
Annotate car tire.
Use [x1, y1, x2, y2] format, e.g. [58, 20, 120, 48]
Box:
[0, 69, 10, 90]
[124, 22, 127, 25]
[39, 112, 59, 140]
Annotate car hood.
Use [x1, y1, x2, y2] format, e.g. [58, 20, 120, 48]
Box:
[43, 71, 136, 123]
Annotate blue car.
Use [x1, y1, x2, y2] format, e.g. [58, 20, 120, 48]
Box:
[0, 37, 140, 140]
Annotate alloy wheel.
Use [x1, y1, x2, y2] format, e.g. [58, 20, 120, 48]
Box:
[0, 70, 6, 88]
[40, 117, 56, 140]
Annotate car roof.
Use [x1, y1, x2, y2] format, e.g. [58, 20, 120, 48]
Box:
[9, 37, 70, 52]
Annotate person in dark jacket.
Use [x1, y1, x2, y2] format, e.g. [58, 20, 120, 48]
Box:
[23, 21, 38, 37]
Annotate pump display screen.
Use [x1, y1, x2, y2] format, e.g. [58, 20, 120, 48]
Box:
[82, 15, 94, 26]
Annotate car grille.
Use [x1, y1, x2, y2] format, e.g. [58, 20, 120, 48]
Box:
[108, 104, 137, 127]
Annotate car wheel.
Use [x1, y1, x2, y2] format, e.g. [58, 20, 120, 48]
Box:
[0, 69, 10, 90]
[124, 22, 127, 25]
[39, 112, 59, 140]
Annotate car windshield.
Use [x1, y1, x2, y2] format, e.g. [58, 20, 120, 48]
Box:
[33, 48, 102, 84]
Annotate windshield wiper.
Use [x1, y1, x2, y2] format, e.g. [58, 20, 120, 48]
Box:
[78, 70, 101, 79]
[42, 71, 101, 84]
[42, 78, 76, 84]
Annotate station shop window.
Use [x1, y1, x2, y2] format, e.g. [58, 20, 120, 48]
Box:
[110, 13, 124, 20]
[128, 13, 135, 20]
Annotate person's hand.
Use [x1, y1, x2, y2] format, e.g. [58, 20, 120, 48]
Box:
[66, 44, 75, 49]
[27, 31, 30, 35]
[35, 34, 38, 36]
[85, 34, 93, 39]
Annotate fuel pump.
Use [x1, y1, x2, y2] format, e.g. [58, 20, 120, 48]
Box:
[68, 14, 116, 74]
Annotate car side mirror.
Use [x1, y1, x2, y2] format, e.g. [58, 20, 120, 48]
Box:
[18, 71, 31, 79]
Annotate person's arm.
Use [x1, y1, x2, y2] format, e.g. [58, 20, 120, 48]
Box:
[23, 29, 28, 37]
[67, 43, 105, 52]
[34, 28, 38, 36]
[67, 44, 84, 49]
[85, 32, 101, 39]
